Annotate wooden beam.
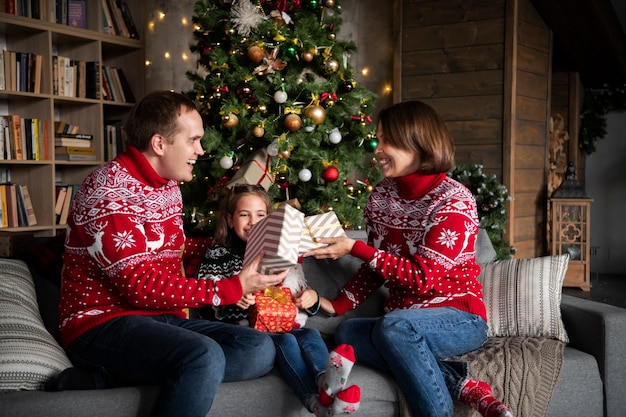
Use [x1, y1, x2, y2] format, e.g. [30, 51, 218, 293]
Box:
[530, 0, 626, 87]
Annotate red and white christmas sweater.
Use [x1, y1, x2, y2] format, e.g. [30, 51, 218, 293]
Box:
[59, 146, 243, 348]
[331, 172, 487, 321]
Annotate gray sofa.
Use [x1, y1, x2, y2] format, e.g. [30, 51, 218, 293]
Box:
[1, 231, 626, 417]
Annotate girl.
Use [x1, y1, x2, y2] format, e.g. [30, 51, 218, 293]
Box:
[196, 184, 361, 416]
[305, 101, 513, 417]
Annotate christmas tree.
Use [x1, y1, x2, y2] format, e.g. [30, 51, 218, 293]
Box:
[183, 0, 381, 233]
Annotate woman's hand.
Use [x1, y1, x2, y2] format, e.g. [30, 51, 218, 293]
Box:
[302, 236, 356, 260]
[238, 252, 289, 295]
[235, 293, 256, 309]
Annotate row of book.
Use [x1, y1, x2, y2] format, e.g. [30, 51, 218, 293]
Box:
[102, 0, 139, 39]
[52, 57, 100, 99]
[0, 183, 37, 228]
[0, 50, 43, 93]
[104, 120, 126, 161]
[55, 183, 78, 225]
[101, 65, 134, 103]
[6, 0, 87, 29]
[0, 116, 50, 161]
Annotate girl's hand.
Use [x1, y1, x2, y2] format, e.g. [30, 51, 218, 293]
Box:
[301, 236, 356, 260]
[319, 296, 336, 316]
[294, 288, 318, 310]
[235, 293, 256, 309]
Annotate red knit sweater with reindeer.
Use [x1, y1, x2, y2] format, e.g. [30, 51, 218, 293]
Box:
[331, 172, 487, 321]
[59, 146, 243, 348]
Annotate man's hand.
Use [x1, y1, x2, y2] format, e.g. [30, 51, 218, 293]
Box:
[238, 252, 289, 294]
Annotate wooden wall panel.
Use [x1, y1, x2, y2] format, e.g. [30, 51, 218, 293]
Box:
[398, 0, 551, 257]
[402, 20, 505, 51]
[402, 70, 503, 98]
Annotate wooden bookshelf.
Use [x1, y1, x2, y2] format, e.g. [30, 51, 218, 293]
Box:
[0, 2, 144, 237]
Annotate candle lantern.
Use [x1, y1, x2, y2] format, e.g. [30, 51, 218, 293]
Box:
[550, 162, 593, 291]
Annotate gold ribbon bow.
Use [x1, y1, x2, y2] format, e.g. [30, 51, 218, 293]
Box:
[263, 286, 290, 304]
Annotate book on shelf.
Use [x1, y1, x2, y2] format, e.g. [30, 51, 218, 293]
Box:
[101, 66, 134, 103]
[0, 184, 7, 228]
[54, 186, 67, 219]
[4, 184, 19, 228]
[0, 51, 5, 91]
[18, 184, 37, 226]
[56, 184, 78, 225]
[101, 0, 115, 35]
[55, 153, 97, 161]
[106, 0, 130, 38]
[0, 183, 36, 228]
[54, 138, 92, 148]
[55, 146, 95, 155]
[54, 121, 81, 135]
[68, 0, 87, 29]
[117, 0, 139, 39]
[9, 115, 23, 160]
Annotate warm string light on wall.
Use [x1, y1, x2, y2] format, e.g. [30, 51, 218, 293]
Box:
[146, 10, 194, 67]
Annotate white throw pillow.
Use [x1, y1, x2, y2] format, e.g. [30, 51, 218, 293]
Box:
[478, 254, 570, 343]
[0, 259, 72, 391]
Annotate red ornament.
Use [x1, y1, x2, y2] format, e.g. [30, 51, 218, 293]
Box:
[322, 166, 339, 182]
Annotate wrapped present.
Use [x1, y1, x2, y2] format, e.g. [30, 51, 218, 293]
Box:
[243, 204, 304, 274]
[227, 149, 273, 190]
[299, 211, 346, 254]
[249, 286, 297, 333]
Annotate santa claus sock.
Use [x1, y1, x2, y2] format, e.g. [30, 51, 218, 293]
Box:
[459, 380, 514, 417]
[318, 344, 356, 407]
[327, 385, 361, 416]
[307, 385, 361, 417]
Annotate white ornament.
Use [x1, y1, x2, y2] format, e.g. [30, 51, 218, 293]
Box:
[219, 155, 234, 169]
[329, 128, 342, 144]
[274, 90, 288, 103]
[305, 125, 315, 133]
[298, 168, 312, 182]
[267, 140, 279, 156]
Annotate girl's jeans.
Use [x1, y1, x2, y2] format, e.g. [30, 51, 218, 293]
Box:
[65, 315, 276, 417]
[335, 307, 488, 417]
[270, 327, 329, 406]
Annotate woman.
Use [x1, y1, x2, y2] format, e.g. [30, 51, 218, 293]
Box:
[306, 101, 513, 417]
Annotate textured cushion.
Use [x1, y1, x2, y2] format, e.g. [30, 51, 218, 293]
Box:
[0, 259, 72, 391]
[479, 254, 570, 343]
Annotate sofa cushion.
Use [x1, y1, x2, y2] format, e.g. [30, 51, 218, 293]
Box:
[478, 254, 570, 343]
[0, 259, 72, 391]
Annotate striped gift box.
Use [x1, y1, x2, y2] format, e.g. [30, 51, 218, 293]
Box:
[243, 204, 304, 274]
[299, 211, 346, 254]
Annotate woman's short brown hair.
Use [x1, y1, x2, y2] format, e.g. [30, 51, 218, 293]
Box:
[377, 101, 455, 174]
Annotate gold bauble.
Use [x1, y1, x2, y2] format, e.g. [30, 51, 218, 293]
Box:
[327, 32, 336, 41]
[325, 59, 339, 73]
[278, 149, 291, 159]
[247, 45, 264, 63]
[252, 125, 265, 137]
[284, 113, 302, 131]
[304, 104, 326, 125]
[301, 51, 314, 62]
[324, 0, 335, 7]
[222, 113, 239, 128]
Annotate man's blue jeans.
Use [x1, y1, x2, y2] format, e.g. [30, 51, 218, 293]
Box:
[65, 315, 276, 417]
[270, 328, 329, 406]
[335, 307, 488, 417]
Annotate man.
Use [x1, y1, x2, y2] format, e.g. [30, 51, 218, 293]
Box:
[56, 91, 288, 417]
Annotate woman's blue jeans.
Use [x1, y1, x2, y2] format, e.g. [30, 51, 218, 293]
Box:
[65, 315, 276, 417]
[335, 307, 488, 417]
[270, 328, 329, 406]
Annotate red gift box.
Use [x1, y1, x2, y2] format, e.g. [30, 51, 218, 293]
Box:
[250, 287, 297, 333]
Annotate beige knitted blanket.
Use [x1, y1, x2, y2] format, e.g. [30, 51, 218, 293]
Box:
[398, 337, 565, 417]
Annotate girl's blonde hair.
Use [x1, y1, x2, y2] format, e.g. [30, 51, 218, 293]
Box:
[214, 184, 272, 247]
